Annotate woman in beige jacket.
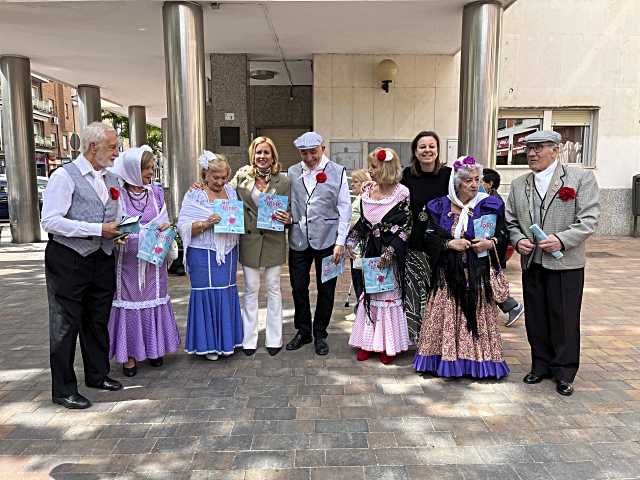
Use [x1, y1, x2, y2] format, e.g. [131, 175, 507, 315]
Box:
[230, 137, 289, 356]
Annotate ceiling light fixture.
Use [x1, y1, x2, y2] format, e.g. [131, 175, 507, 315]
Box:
[250, 69, 278, 81]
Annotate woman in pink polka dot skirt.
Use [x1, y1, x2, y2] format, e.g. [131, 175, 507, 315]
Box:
[346, 148, 411, 364]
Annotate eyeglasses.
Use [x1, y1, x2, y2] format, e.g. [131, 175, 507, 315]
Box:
[526, 143, 555, 153]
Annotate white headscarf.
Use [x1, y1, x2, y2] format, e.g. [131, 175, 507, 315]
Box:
[110, 145, 154, 189]
[448, 155, 489, 239]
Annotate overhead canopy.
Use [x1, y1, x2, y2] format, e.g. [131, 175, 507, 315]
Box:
[0, 0, 515, 125]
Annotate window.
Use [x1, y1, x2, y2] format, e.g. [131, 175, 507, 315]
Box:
[31, 83, 42, 100]
[496, 109, 596, 167]
[50, 133, 57, 147]
[33, 121, 44, 137]
[62, 135, 68, 150]
[65, 103, 70, 119]
[552, 111, 594, 166]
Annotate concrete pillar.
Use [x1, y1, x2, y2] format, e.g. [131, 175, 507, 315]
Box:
[162, 1, 206, 221]
[77, 84, 101, 129]
[0, 55, 41, 243]
[128, 105, 147, 147]
[457, 1, 502, 167]
[160, 117, 169, 186]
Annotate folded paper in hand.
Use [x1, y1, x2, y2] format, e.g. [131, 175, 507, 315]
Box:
[529, 223, 563, 259]
[118, 215, 141, 235]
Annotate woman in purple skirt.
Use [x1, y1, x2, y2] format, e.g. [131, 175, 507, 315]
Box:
[108, 146, 180, 377]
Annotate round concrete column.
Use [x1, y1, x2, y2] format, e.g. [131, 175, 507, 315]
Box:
[0, 55, 41, 243]
[128, 105, 147, 147]
[162, 1, 206, 221]
[458, 1, 503, 167]
[77, 84, 101, 129]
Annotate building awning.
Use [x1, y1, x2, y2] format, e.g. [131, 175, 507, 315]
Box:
[0, 0, 516, 125]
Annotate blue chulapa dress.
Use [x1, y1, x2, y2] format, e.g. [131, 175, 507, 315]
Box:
[178, 186, 243, 356]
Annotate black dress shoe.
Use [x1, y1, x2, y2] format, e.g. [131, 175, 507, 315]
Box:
[523, 372, 547, 384]
[556, 381, 574, 396]
[314, 338, 329, 356]
[53, 393, 92, 410]
[243, 348, 257, 356]
[286, 332, 312, 351]
[149, 357, 163, 367]
[123, 362, 137, 377]
[86, 376, 123, 391]
[267, 347, 282, 357]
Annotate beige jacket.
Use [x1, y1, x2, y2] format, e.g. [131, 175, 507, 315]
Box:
[505, 162, 600, 271]
[229, 166, 289, 268]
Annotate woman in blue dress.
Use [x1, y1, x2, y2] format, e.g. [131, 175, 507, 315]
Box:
[177, 151, 243, 360]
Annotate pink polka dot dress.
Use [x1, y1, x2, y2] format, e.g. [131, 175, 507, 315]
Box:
[348, 184, 410, 356]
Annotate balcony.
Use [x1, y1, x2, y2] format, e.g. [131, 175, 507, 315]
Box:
[34, 135, 53, 149]
[32, 98, 54, 115]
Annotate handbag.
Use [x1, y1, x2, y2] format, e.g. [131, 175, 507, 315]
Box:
[488, 245, 510, 304]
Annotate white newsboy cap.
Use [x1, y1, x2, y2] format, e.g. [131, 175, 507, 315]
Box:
[524, 130, 562, 144]
[293, 131, 323, 149]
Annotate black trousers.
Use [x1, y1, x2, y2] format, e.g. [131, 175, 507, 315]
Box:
[522, 263, 584, 383]
[45, 241, 115, 398]
[289, 246, 337, 340]
[497, 296, 518, 314]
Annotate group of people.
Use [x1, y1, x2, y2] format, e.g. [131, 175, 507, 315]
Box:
[41, 122, 599, 410]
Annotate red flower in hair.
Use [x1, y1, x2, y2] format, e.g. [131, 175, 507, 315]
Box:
[109, 187, 120, 200]
[316, 172, 327, 183]
[558, 186, 576, 202]
[376, 149, 387, 162]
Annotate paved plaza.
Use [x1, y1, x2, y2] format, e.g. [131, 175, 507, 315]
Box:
[0, 232, 640, 479]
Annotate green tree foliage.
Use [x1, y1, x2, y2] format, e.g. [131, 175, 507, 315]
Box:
[101, 110, 162, 156]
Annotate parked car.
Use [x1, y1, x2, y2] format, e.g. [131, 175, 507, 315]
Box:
[0, 175, 48, 220]
[0, 177, 8, 221]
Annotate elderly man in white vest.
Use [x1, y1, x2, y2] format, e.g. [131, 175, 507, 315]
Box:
[41, 122, 124, 409]
[283, 132, 352, 355]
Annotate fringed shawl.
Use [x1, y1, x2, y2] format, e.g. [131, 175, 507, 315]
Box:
[347, 194, 411, 322]
[423, 194, 507, 338]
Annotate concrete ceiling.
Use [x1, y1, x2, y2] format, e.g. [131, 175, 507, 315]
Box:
[0, 0, 515, 126]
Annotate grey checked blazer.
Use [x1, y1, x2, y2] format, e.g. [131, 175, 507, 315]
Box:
[505, 162, 600, 271]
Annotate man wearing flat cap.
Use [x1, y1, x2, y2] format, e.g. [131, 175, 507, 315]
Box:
[283, 132, 351, 355]
[505, 130, 600, 396]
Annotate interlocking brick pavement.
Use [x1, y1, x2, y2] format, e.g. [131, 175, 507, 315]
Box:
[0, 236, 639, 479]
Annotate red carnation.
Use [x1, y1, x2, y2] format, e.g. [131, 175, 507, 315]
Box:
[109, 187, 120, 200]
[316, 172, 327, 183]
[558, 186, 576, 202]
[376, 149, 387, 162]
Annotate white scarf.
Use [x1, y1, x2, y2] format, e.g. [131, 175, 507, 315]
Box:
[177, 184, 239, 273]
[109, 145, 153, 190]
[533, 159, 557, 198]
[447, 168, 488, 239]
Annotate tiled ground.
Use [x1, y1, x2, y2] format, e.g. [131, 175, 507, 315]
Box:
[1, 234, 640, 479]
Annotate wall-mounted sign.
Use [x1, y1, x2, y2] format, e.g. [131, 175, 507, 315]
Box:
[224, 113, 235, 121]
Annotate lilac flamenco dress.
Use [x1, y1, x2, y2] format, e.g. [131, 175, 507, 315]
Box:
[108, 184, 180, 363]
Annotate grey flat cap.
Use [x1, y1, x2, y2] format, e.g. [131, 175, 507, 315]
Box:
[294, 131, 323, 149]
[524, 130, 562, 144]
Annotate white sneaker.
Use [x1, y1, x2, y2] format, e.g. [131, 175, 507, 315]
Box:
[205, 353, 219, 361]
[505, 303, 524, 327]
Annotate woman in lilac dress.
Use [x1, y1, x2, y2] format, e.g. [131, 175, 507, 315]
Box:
[413, 156, 509, 379]
[108, 147, 180, 377]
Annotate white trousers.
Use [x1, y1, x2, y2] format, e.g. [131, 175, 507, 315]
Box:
[242, 265, 283, 349]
